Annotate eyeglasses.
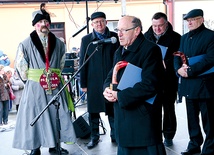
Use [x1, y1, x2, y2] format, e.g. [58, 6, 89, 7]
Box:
[114, 26, 138, 33]
[186, 17, 201, 23]
[92, 19, 106, 25]
[152, 22, 167, 28]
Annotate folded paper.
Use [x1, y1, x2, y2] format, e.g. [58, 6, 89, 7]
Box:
[188, 54, 214, 76]
[117, 63, 156, 104]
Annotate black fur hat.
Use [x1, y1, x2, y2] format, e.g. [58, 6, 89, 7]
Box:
[32, 3, 51, 26]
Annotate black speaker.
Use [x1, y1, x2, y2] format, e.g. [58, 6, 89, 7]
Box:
[73, 112, 91, 138]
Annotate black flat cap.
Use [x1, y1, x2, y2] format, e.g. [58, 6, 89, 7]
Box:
[91, 12, 106, 20]
[183, 9, 203, 20]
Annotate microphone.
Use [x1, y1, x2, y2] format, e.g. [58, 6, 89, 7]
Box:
[92, 37, 117, 44]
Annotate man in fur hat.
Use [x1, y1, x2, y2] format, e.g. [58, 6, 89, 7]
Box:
[12, 4, 76, 155]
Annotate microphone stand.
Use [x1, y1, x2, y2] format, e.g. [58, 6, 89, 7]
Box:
[30, 44, 101, 155]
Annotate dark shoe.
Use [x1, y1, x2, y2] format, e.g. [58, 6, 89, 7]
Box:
[30, 148, 41, 155]
[49, 147, 69, 154]
[181, 148, 201, 155]
[164, 139, 173, 147]
[3, 122, 8, 125]
[87, 139, 99, 149]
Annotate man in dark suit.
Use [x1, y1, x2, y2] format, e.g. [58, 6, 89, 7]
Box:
[103, 15, 166, 155]
[144, 12, 181, 147]
[174, 9, 214, 155]
[79, 11, 119, 149]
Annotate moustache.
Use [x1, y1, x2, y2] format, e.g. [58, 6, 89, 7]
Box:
[40, 26, 49, 33]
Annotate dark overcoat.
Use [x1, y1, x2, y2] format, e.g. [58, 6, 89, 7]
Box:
[103, 33, 165, 147]
[144, 23, 181, 93]
[174, 24, 214, 99]
[79, 28, 119, 113]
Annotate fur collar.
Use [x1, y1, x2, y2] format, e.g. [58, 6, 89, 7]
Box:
[30, 30, 56, 62]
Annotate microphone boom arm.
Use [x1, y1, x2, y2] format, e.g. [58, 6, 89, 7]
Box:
[30, 43, 101, 126]
[72, 25, 87, 38]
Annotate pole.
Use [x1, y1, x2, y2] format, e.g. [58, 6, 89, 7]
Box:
[86, 0, 89, 34]
[121, 0, 126, 16]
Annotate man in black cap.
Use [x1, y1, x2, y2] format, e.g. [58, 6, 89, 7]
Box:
[174, 9, 214, 155]
[79, 11, 119, 149]
[12, 3, 76, 155]
[183, 9, 203, 20]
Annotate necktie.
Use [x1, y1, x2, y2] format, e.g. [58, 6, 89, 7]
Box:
[41, 36, 48, 54]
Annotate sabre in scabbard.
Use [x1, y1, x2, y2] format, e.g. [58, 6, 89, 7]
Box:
[110, 61, 128, 91]
[173, 51, 187, 65]
[173, 51, 187, 103]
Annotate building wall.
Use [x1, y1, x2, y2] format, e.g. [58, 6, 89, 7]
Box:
[0, 0, 165, 67]
[1, 0, 214, 68]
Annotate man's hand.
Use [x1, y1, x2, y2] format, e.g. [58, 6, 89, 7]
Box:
[81, 88, 87, 92]
[103, 87, 117, 102]
[178, 64, 189, 77]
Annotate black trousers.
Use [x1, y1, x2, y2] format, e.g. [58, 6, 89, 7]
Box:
[88, 113, 100, 141]
[88, 112, 115, 140]
[162, 89, 177, 140]
[186, 98, 214, 155]
[117, 143, 166, 155]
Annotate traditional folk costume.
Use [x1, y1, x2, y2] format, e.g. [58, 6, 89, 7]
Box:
[13, 8, 76, 151]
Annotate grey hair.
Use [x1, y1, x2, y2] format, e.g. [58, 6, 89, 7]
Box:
[132, 17, 143, 31]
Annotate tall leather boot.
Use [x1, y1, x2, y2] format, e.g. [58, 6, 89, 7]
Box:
[30, 147, 41, 155]
[87, 113, 100, 149]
